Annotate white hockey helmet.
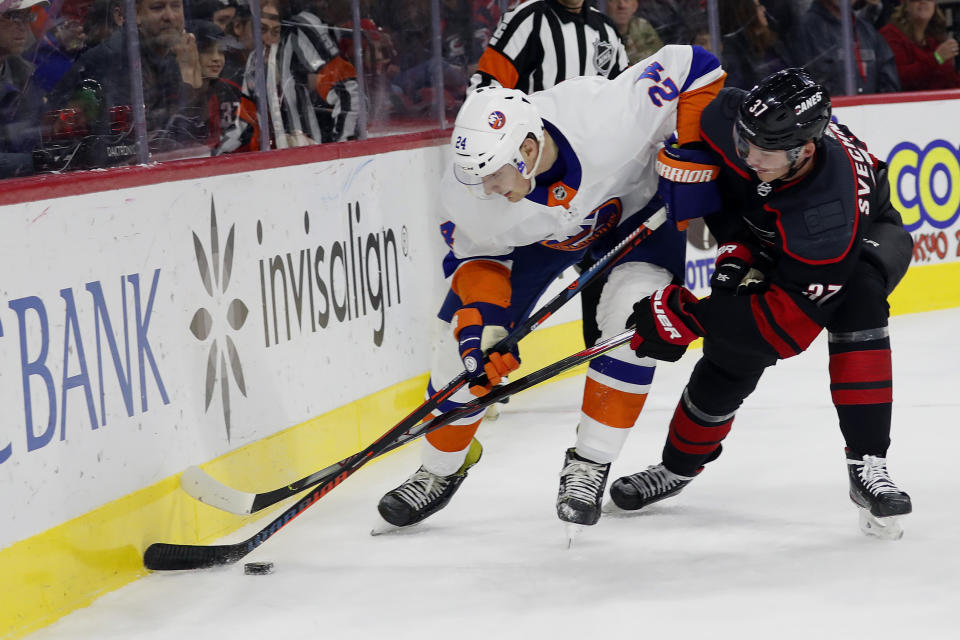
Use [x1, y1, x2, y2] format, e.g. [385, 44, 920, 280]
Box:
[451, 87, 545, 196]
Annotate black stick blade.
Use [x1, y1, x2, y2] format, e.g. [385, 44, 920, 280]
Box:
[143, 542, 247, 571]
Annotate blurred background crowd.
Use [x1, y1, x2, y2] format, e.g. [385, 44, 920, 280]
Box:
[1, 0, 958, 180]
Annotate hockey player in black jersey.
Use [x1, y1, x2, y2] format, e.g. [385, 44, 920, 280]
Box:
[609, 69, 914, 539]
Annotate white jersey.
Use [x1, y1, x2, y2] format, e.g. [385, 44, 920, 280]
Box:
[440, 44, 725, 261]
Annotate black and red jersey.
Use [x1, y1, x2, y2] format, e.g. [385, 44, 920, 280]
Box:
[692, 87, 888, 361]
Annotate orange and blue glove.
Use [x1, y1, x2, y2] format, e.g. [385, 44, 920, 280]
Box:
[655, 144, 722, 228]
[453, 302, 521, 396]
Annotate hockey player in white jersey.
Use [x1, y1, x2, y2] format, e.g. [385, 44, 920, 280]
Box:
[375, 45, 726, 537]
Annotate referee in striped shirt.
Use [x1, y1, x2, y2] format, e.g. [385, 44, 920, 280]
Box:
[468, 0, 629, 94]
[468, 0, 631, 348]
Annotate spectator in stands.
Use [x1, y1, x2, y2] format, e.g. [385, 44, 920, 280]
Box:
[217, 0, 359, 152]
[636, 0, 705, 45]
[26, 1, 86, 92]
[879, 0, 960, 91]
[856, 0, 898, 30]
[759, 0, 805, 35]
[688, 13, 713, 51]
[190, 0, 238, 32]
[337, 17, 398, 123]
[50, 0, 205, 157]
[789, 0, 900, 95]
[191, 20, 241, 148]
[442, 0, 500, 73]
[82, 0, 123, 50]
[720, 0, 794, 89]
[220, 0, 251, 84]
[607, 0, 663, 64]
[0, 0, 48, 178]
[372, 0, 498, 118]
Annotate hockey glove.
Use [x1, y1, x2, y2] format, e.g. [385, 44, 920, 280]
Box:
[710, 242, 753, 296]
[453, 302, 520, 396]
[655, 144, 722, 229]
[626, 284, 705, 362]
[711, 242, 772, 296]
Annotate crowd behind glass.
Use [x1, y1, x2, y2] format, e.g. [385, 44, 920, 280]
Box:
[1, 0, 958, 180]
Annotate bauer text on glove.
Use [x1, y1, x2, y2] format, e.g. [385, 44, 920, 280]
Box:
[626, 284, 705, 362]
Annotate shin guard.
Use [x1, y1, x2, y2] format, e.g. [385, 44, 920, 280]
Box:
[662, 388, 734, 477]
[828, 328, 893, 456]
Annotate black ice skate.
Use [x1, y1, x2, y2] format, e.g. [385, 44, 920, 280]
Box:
[846, 449, 912, 540]
[556, 448, 611, 546]
[608, 464, 697, 511]
[375, 438, 483, 531]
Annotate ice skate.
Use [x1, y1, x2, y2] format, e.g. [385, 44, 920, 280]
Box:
[375, 438, 483, 530]
[564, 523, 584, 549]
[608, 464, 697, 511]
[370, 518, 404, 537]
[846, 449, 911, 540]
[556, 448, 611, 543]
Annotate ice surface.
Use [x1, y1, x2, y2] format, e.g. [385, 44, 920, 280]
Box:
[30, 309, 960, 640]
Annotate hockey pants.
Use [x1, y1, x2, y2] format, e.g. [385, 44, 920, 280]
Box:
[421, 227, 682, 475]
[661, 258, 902, 477]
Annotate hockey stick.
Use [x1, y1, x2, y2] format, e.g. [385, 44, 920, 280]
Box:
[179, 207, 667, 516]
[143, 329, 635, 570]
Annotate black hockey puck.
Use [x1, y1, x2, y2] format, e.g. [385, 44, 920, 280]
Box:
[243, 561, 274, 575]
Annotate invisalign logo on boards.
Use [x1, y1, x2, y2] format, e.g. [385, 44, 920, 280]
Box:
[188, 198, 249, 441]
[257, 202, 405, 349]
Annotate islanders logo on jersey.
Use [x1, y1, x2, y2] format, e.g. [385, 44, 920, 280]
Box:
[541, 198, 622, 251]
[488, 111, 506, 129]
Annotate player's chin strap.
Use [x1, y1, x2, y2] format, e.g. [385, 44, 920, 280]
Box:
[778, 141, 817, 182]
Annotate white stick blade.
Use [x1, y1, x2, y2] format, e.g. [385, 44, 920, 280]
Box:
[179, 466, 256, 515]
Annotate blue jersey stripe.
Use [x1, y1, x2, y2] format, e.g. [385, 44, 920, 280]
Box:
[680, 45, 721, 93]
[588, 354, 656, 385]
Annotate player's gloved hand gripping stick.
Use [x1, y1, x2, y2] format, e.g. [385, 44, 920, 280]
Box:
[710, 241, 772, 296]
[655, 143, 722, 227]
[178, 206, 667, 517]
[144, 208, 665, 570]
[145, 328, 637, 570]
[454, 299, 521, 396]
[627, 284, 705, 362]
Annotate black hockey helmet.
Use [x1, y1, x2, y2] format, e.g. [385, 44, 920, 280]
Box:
[735, 68, 831, 153]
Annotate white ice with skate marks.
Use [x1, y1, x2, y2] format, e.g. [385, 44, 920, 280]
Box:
[31, 308, 960, 640]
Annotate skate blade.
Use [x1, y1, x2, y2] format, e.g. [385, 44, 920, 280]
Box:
[858, 510, 904, 540]
[601, 499, 629, 515]
[370, 516, 408, 537]
[565, 523, 585, 549]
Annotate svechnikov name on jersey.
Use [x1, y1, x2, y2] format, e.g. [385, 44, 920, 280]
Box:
[829, 123, 874, 217]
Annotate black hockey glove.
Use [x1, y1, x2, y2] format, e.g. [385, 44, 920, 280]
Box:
[711, 242, 772, 296]
[626, 285, 705, 362]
